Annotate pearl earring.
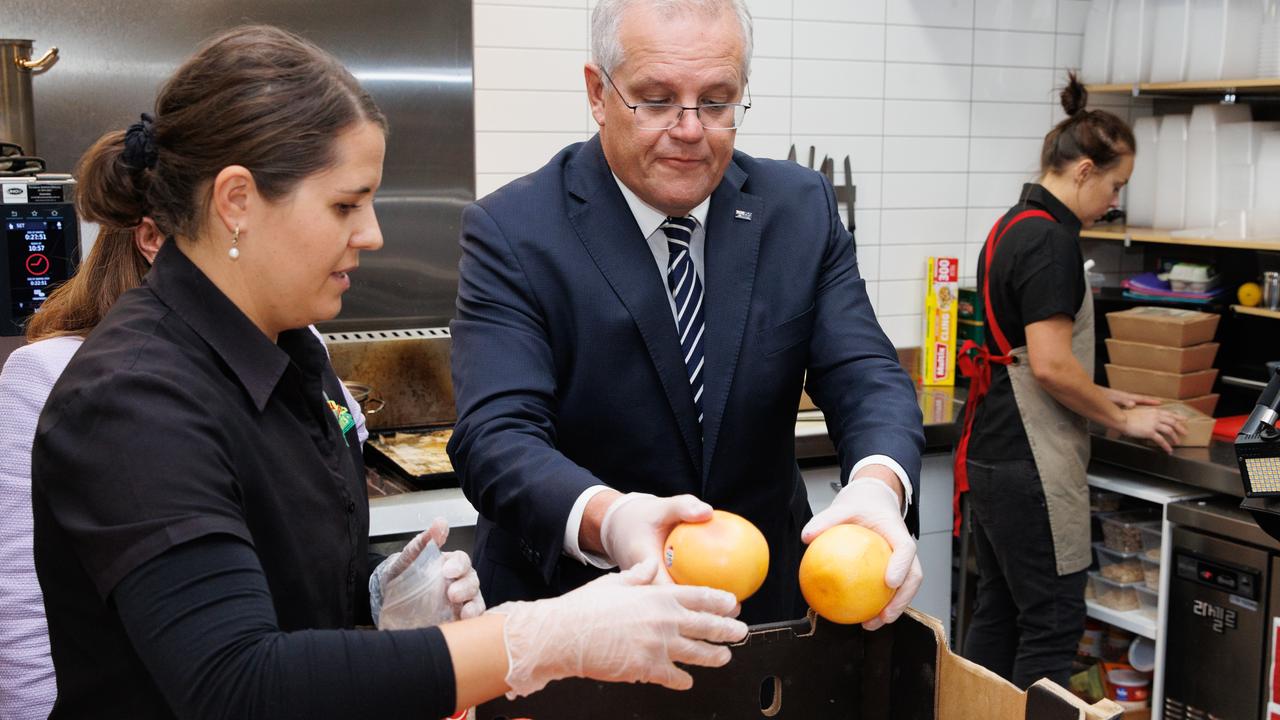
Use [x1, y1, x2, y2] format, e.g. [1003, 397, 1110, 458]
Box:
[229, 226, 240, 261]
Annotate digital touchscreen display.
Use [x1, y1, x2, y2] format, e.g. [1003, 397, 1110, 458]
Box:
[7, 216, 71, 321]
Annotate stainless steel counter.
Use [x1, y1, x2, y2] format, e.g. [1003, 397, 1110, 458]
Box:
[1091, 432, 1243, 498]
[796, 385, 1246, 499]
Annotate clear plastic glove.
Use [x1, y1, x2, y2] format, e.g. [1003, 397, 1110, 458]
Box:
[801, 478, 922, 631]
[492, 559, 747, 698]
[599, 492, 713, 576]
[370, 518, 485, 629]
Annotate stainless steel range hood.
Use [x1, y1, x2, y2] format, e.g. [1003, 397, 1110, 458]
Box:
[0, 0, 475, 331]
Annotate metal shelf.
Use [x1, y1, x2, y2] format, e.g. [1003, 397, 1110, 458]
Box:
[1080, 225, 1280, 251]
[1087, 465, 1212, 720]
[1085, 599, 1157, 639]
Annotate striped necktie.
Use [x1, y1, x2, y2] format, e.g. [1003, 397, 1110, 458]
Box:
[662, 216, 705, 426]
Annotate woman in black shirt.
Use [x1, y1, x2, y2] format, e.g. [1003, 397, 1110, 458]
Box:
[32, 25, 746, 720]
[955, 74, 1186, 689]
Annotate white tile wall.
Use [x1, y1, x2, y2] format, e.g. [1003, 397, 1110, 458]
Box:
[885, 26, 973, 65]
[972, 30, 1055, 68]
[472, 0, 1137, 348]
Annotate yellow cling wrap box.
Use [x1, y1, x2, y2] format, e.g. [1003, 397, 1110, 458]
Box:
[920, 257, 960, 386]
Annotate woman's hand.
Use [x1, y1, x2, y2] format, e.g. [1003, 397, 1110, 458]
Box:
[372, 517, 485, 628]
[493, 559, 748, 698]
[1120, 406, 1187, 453]
[1102, 387, 1163, 409]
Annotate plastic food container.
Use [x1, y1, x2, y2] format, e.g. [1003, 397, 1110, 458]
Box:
[1107, 667, 1151, 708]
[1141, 556, 1161, 591]
[1139, 522, 1162, 561]
[1090, 488, 1124, 513]
[1129, 636, 1156, 673]
[1095, 542, 1145, 584]
[1136, 585, 1158, 619]
[1089, 571, 1142, 611]
[1101, 510, 1160, 553]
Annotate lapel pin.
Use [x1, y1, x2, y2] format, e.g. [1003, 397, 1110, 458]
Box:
[734, 209, 753, 221]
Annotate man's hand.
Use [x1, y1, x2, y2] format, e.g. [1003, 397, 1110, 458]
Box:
[592, 492, 714, 578]
[800, 468, 922, 631]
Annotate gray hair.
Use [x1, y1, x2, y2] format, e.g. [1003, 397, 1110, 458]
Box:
[590, 0, 753, 82]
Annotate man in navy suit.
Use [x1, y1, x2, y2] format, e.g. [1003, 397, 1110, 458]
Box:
[449, 0, 925, 626]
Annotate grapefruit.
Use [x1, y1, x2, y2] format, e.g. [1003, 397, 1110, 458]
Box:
[664, 510, 770, 601]
[799, 524, 893, 625]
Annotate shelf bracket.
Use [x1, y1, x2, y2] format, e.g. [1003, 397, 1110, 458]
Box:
[1130, 82, 1140, 98]
[1123, 232, 1132, 248]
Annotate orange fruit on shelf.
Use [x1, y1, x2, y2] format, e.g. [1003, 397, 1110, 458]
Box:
[1238, 282, 1263, 307]
[664, 509, 770, 601]
[798, 524, 893, 625]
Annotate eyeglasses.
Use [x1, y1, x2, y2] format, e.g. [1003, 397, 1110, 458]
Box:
[600, 68, 751, 131]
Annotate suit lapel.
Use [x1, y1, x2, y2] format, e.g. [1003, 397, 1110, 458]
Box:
[565, 137, 703, 474]
[700, 161, 761, 482]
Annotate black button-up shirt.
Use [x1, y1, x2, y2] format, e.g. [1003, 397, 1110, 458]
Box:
[31, 242, 452, 717]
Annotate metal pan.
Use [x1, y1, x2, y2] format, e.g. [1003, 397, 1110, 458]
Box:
[363, 425, 457, 490]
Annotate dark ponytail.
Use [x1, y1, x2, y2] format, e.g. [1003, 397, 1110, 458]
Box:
[1041, 71, 1135, 174]
[25, 130, 153, 341]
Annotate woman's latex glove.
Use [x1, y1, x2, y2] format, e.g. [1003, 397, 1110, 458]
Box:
[599, 492, 713, 576]
[491, 559, 747, 698]
[801, 477, 922, 631]
[370, 517, 485, 629]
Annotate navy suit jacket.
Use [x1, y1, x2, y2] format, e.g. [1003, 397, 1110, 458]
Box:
[448, 135, 924, 624]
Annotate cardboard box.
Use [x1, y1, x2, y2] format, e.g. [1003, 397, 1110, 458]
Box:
[798, 389, 817, 412]
[1162, 402, 1215, 447]
[1104, 339, 1220, 373]
[1105, 307, 1220, 347]
[1160, 392, 1220, 416]
[920, 257, 960, 386]
[476, 610, 1124, 720]
[1105, 365, 1219, 400]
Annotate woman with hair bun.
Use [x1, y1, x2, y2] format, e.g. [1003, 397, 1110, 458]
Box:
[31, 24, 745, 720]
[953, 72, 1186, 689]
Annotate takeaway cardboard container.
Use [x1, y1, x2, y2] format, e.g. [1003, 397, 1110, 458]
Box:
[1164, 392, 1220, 416]
[476, 609, 1123, 720]
[1105, 307, 1219, 347]
[1162, 402, 1215, 447]
[1103, 339, 1220, 373]
[1104, 365, 1219, 400]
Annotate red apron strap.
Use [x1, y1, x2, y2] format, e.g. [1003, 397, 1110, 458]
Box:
[981, 209, 1053, 356]
[952, 208, 1056, 536]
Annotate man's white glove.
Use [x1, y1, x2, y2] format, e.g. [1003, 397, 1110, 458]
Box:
[599, 492, 713, 575]
[801, 478, 922, 631]
[370, 517, 485, 629]
[491, 559, 748, 698]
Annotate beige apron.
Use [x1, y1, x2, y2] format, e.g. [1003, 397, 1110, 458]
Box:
[1003, 277, 1094, 575]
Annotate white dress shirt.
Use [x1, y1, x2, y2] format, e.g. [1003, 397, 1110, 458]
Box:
[562, 176, 911, 568]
